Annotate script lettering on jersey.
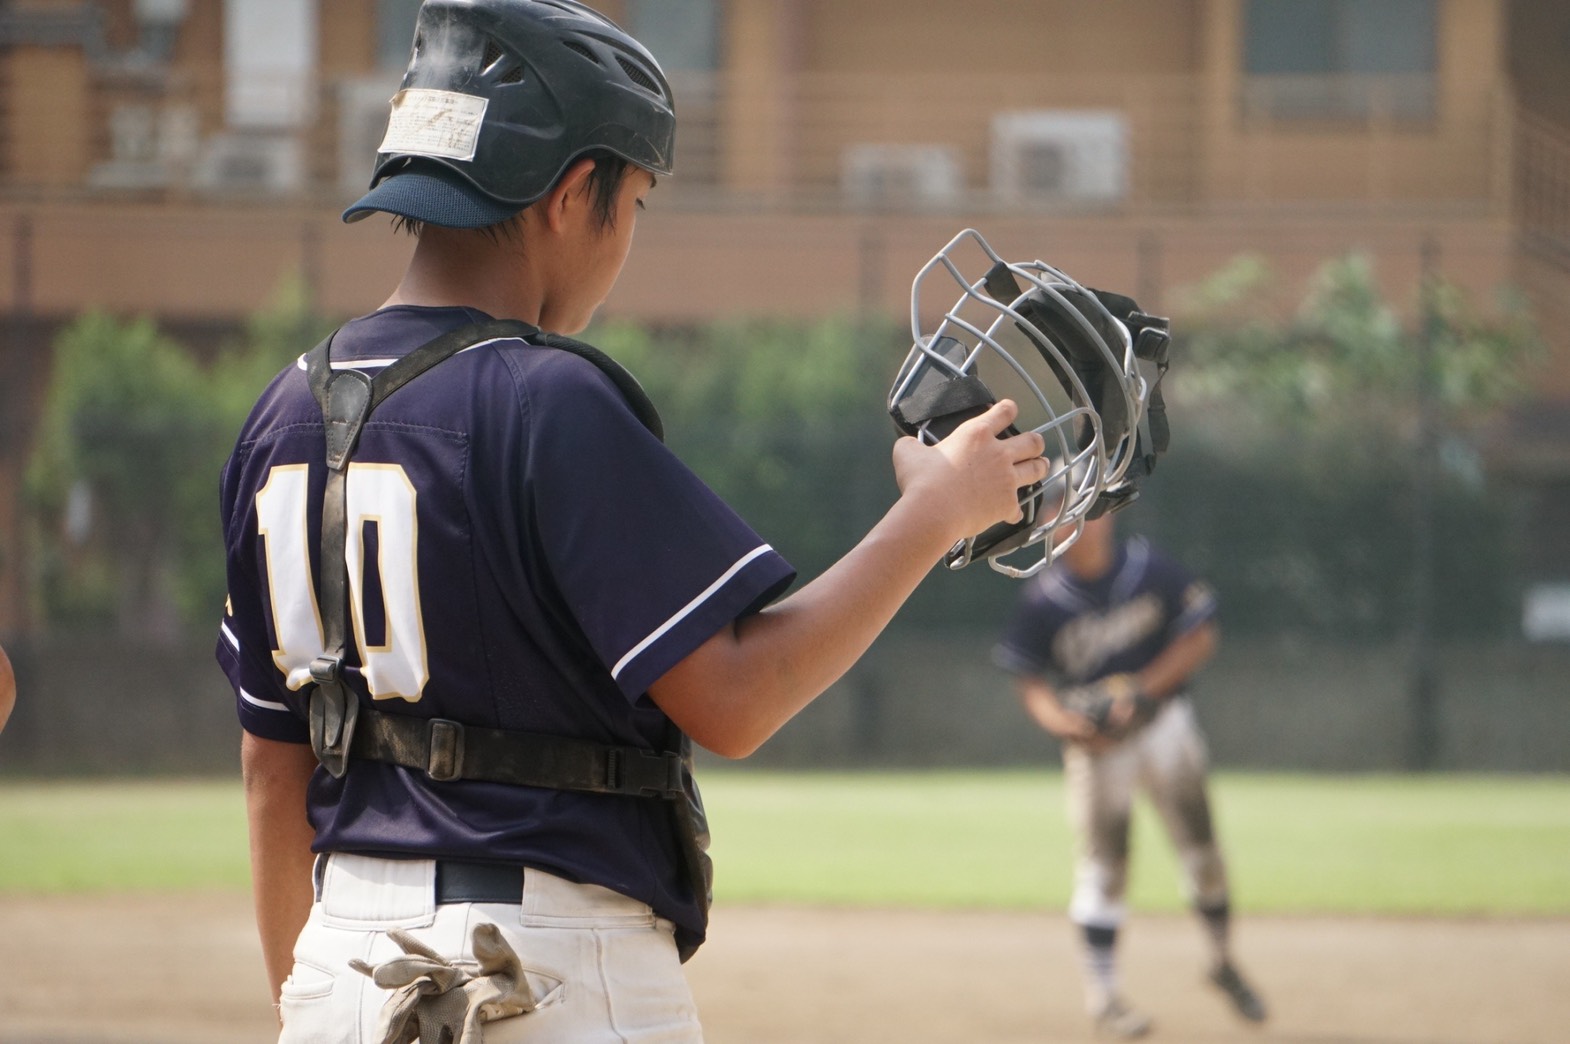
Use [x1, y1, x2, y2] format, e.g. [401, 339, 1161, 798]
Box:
[1051, 593, 1164, 680]
[256, 462, 430, 701]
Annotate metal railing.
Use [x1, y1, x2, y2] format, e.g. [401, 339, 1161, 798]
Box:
[1516, 108, 1570, 268]
[0, 69, 1526, 217]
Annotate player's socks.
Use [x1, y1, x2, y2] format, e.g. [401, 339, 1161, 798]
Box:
[1080, 924, 1121, 1013]
[1197, 900, 1268, 1022]
[1196, 899, 1231, 966]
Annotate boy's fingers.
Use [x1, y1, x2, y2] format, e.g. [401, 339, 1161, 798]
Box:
[948, 399, 1019, 441]
[984, 398, 1020, 431]
[1008, 433, 1048, 465]
[1016, 456, 1050, 482]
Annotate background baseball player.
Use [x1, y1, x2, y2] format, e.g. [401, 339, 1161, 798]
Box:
[994, 508, 1266, 1039]
[219, 2, 1048, 1040]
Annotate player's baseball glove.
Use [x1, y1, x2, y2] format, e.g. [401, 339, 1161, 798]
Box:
[1059, 673, 1157, 741]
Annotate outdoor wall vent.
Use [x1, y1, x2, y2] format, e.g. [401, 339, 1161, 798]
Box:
[990, 110, 1128, 205]
[841, 143, 962, 210]
[192, 133, 305, 196]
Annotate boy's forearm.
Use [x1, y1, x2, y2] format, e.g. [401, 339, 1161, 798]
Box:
[651, 493, 954, 757]
[652, 402, 1044, 758]
[1016, 676, 1065, 733]
[1138, 622, 1219, 699]
[741, 494, 956, 702]
[242, 732, 319, 1009]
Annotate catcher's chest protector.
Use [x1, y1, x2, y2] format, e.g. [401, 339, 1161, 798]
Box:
[301, 319, 714, 962]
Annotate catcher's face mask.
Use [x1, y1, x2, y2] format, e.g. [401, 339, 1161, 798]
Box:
[888, 228, 1171, 579]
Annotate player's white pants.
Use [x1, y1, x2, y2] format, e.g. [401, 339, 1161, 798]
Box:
[278, 853, 703, 1043]
[1062, 697, 1229, 929]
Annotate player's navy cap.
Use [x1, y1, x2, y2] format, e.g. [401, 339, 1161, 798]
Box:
[342, 162, 521, 229]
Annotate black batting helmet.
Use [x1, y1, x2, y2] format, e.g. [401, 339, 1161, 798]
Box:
[343, 0, 676, 228]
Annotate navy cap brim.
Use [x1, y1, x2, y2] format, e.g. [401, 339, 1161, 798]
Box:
[341, 166, 522, 228]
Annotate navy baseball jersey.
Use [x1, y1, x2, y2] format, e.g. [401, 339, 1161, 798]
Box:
[993, 537, 1216, 687]
[216, 305, 795, 953]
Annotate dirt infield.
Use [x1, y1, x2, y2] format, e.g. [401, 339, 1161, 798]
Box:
[2, 893, 1565, 1043]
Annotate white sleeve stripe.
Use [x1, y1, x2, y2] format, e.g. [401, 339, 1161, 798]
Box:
[611, 544, 776, 681]
[1174, 604, 1217, 632]
[239, 687, 291, 714]
[294, 337, 525, 372]
[991, 645, 1039, 675]
[220, 621, 240, 652]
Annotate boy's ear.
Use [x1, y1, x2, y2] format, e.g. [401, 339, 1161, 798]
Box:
[540, 157, 598, 234]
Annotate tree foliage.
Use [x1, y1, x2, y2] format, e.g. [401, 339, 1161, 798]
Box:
[1137, 253, 1544, 639]
[22, 255, 1545, 645]
[26, 277, 325, 638]
[1175, 253, 1542, 449]
[590, 316, 905, 579]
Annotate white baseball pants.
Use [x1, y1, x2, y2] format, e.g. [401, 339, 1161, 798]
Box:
[277, 853, 703, 1043]
[1062, 697, 1230, 929]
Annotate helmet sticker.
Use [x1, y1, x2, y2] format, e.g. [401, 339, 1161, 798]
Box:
[379, 88, 491, 162]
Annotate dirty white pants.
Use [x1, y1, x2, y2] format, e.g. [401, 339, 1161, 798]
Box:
[1063, 697, 1230, 929]
[278, 853, 703, 1043]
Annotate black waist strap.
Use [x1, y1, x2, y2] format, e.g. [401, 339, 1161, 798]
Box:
[349, 703, 684, 799]
[436, 860, 524, 905]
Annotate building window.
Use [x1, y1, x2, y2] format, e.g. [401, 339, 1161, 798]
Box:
[626, 0, 718, 72]
[1242, 0, 1437, 123]
[378, 0, 424, 69]
[224, 0, 316, 129]
[626, 0, 720, 187]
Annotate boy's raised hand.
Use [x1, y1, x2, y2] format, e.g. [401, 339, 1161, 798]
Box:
[891, 399, 1048, 549]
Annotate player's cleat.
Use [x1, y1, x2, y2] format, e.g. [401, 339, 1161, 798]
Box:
[1093, 997, 1153, 1039]
[1209, 960, 1268, 1022]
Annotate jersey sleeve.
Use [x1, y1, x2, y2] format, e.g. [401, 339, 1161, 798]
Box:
[519, 353, 796, 701]
[1149, 548, 1218, 639]
[992, 581, 1063, 677]
[216, 442, 312, 744]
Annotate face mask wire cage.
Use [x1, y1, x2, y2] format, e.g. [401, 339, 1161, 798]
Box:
[888, 228, 1150, 579]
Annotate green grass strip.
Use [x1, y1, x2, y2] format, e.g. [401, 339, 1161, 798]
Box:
[702, 770, 1570, 915]
[1, 772, 1566, 915]
[0, 778, 252, 892]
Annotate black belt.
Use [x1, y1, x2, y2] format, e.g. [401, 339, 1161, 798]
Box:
[435, 859, 525, 905]
[312, 856, 525, 905]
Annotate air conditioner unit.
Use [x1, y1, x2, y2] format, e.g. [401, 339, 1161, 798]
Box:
[107, 104, 159, 164]
[842, 144, 962, 209]
[191, 133, 305, 195]
[89, 103, 200, 190]
[991, 110, 1127, 205]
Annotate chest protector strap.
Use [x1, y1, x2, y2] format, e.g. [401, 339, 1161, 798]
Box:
[303, 319, 659, 777]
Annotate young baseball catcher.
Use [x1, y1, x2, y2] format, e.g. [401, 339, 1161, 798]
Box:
[995, 510, 1267, 1039]
[216, 2, 1058, 1040]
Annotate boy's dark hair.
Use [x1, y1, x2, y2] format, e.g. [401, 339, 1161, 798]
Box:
[584, 152, 634, 229]
[393, 152, 633, 241]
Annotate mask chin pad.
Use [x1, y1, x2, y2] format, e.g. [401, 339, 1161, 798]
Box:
[983, 263, 1132, 453]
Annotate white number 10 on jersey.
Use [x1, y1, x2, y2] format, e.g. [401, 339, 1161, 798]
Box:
[255, 463, 430, 702]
